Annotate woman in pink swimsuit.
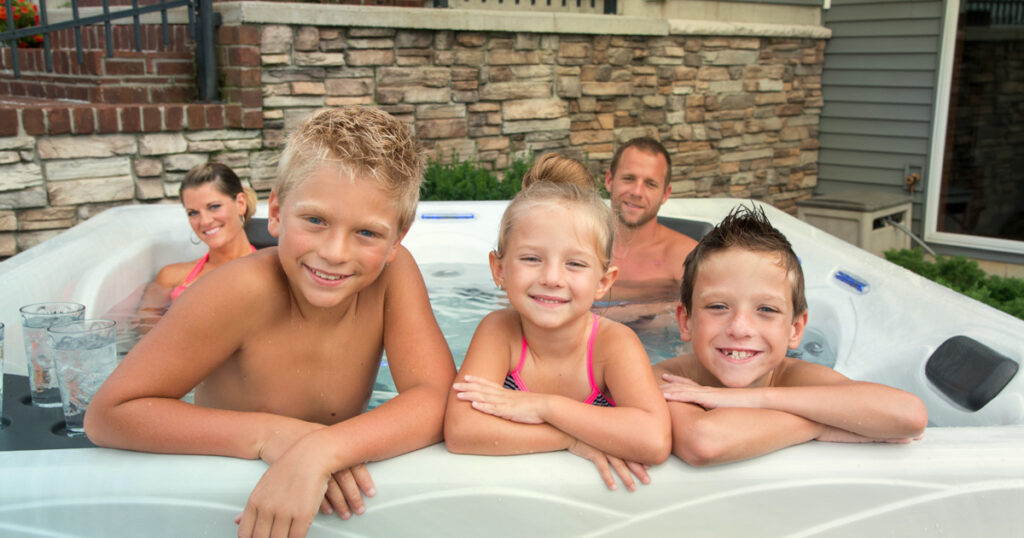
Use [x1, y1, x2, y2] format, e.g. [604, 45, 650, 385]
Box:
[136, 163, 258, 332]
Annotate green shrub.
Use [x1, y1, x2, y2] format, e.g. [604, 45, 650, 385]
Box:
[421, 152, 533, 201]
[884, 248, 1024, 320]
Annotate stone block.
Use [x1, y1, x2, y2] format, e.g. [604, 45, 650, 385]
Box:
[185, 130, 261, 142]
[44, 158, 130, 182]
[557, 77, 581, 99]
[261, 25, 293, 55]
[291, 82, 327, 95]
[47, 175, 134, 206]
[0, 151, 20, 165]
[189, 141, 227, 153]
[378, 67, 450, 88]
[348, 38, 394, 49]
[293, 52, 346, 67]
[476, 136, 509, 151]
[0, 186, 47, 209]
[581, 82, 632, 96]
[454, 49, 486, 66]
[502, 99, 568, 121]
[135, 178, 166, 200]
[416, 119, 468, 140]
[346, 50, 395, 66]
[702, 50, 759, 66]
[324, 78, 373, 96]
[135, 158, 163, 177]
[17, 207, 76, 231]
[37, 135, 136, 159]
[0, 209, 15, 231]
[396, 31, 433, 49]
[502, 117, 571, 134]
[416, 105, 467, 120]
[263, 96, 326, 108]
[163, 153, 209, 173]
[480, 82, 551, 101]
[295, 27, 319, 51]
[139, 133, 188, 156]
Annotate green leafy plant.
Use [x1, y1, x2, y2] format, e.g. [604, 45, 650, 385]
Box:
[885, 248, 1024, 320]
[1, 0, 43, 48]
[421, 151, 533, 201]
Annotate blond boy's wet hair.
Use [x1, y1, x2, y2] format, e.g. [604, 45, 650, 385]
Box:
[680, 204, 807, 317]
[496, 153, 615, 270]
[275, 107, 425, 232]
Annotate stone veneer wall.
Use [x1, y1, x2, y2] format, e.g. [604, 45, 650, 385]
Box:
[0, 4, 828, 258]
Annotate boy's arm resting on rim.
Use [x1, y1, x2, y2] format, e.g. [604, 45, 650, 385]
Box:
[654, 357, 824, 466]
[444, 311, 577, 455]
[85, 254, 311, 459]
[664, 400, 825, 466]
[747, 359, 929, 440]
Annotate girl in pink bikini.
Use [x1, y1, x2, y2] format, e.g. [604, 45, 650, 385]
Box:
[444, 154, 671, 491]
[137, 163, 257, 331]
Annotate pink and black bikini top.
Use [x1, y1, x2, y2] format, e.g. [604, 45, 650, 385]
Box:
[502, 313, 615, 407]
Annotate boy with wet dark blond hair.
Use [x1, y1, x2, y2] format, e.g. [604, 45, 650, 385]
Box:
[87, 107, 456, 538]
[655, 205, 927, 466]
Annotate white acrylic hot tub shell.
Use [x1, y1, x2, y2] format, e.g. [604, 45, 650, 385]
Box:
[2, 198, 1024, 536]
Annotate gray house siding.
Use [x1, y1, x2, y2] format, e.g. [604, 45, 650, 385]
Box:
[818, 0, 945, 235]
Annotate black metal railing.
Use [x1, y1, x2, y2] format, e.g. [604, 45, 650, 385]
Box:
[966, 0, 1024, 26]
[0, 0, 218, 102]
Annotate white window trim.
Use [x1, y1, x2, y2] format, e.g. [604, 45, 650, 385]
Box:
[924, 0, 1024, 255]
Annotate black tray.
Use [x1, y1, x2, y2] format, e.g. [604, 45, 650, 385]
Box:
[1, 373, 97, 451]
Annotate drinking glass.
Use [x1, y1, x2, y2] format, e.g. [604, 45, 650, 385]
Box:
[20, 302, 86, 407]
[48, 319, 118, 437]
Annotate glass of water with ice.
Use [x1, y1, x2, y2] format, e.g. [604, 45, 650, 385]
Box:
[20, 302, 86, 408]
[47, 319, 118, 437]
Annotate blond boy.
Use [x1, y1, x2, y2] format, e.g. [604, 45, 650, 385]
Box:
[87, 108, 455, 538]
[654, 205, 927, 465]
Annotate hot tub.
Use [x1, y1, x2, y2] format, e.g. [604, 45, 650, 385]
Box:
[1, 199, 1023, 537]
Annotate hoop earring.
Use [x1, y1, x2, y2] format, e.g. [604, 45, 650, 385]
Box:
[189, 233, 202, 246]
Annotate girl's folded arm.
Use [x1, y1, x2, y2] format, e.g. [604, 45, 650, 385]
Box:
[444, 311, 574, 455]
[540, 323, 671, 465]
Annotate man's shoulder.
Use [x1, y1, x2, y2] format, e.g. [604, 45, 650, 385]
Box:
[657, 223, 699, 250]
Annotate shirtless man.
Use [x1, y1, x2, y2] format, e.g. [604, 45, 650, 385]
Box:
[602, 137, 697, 304]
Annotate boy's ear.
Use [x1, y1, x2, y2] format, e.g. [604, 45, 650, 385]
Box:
[267, 191, 281, 238]
[594, 265, 618, 301]
[603, 170, 614, 193]
[488, 250, 504, 289]
[787, 310, 809, 349]
[676, 303, 693, 342]
[384, 228, 409, 264]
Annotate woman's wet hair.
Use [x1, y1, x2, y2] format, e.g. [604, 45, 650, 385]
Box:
[179, 162, 257, 223]
[680, 204, 807, 316]
[275, 107, 425, 232]
[495, 153, 615, 270]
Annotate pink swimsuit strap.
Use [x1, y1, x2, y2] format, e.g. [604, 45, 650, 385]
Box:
[510, 313, 615, 406]
[168, 244, 256, 301]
